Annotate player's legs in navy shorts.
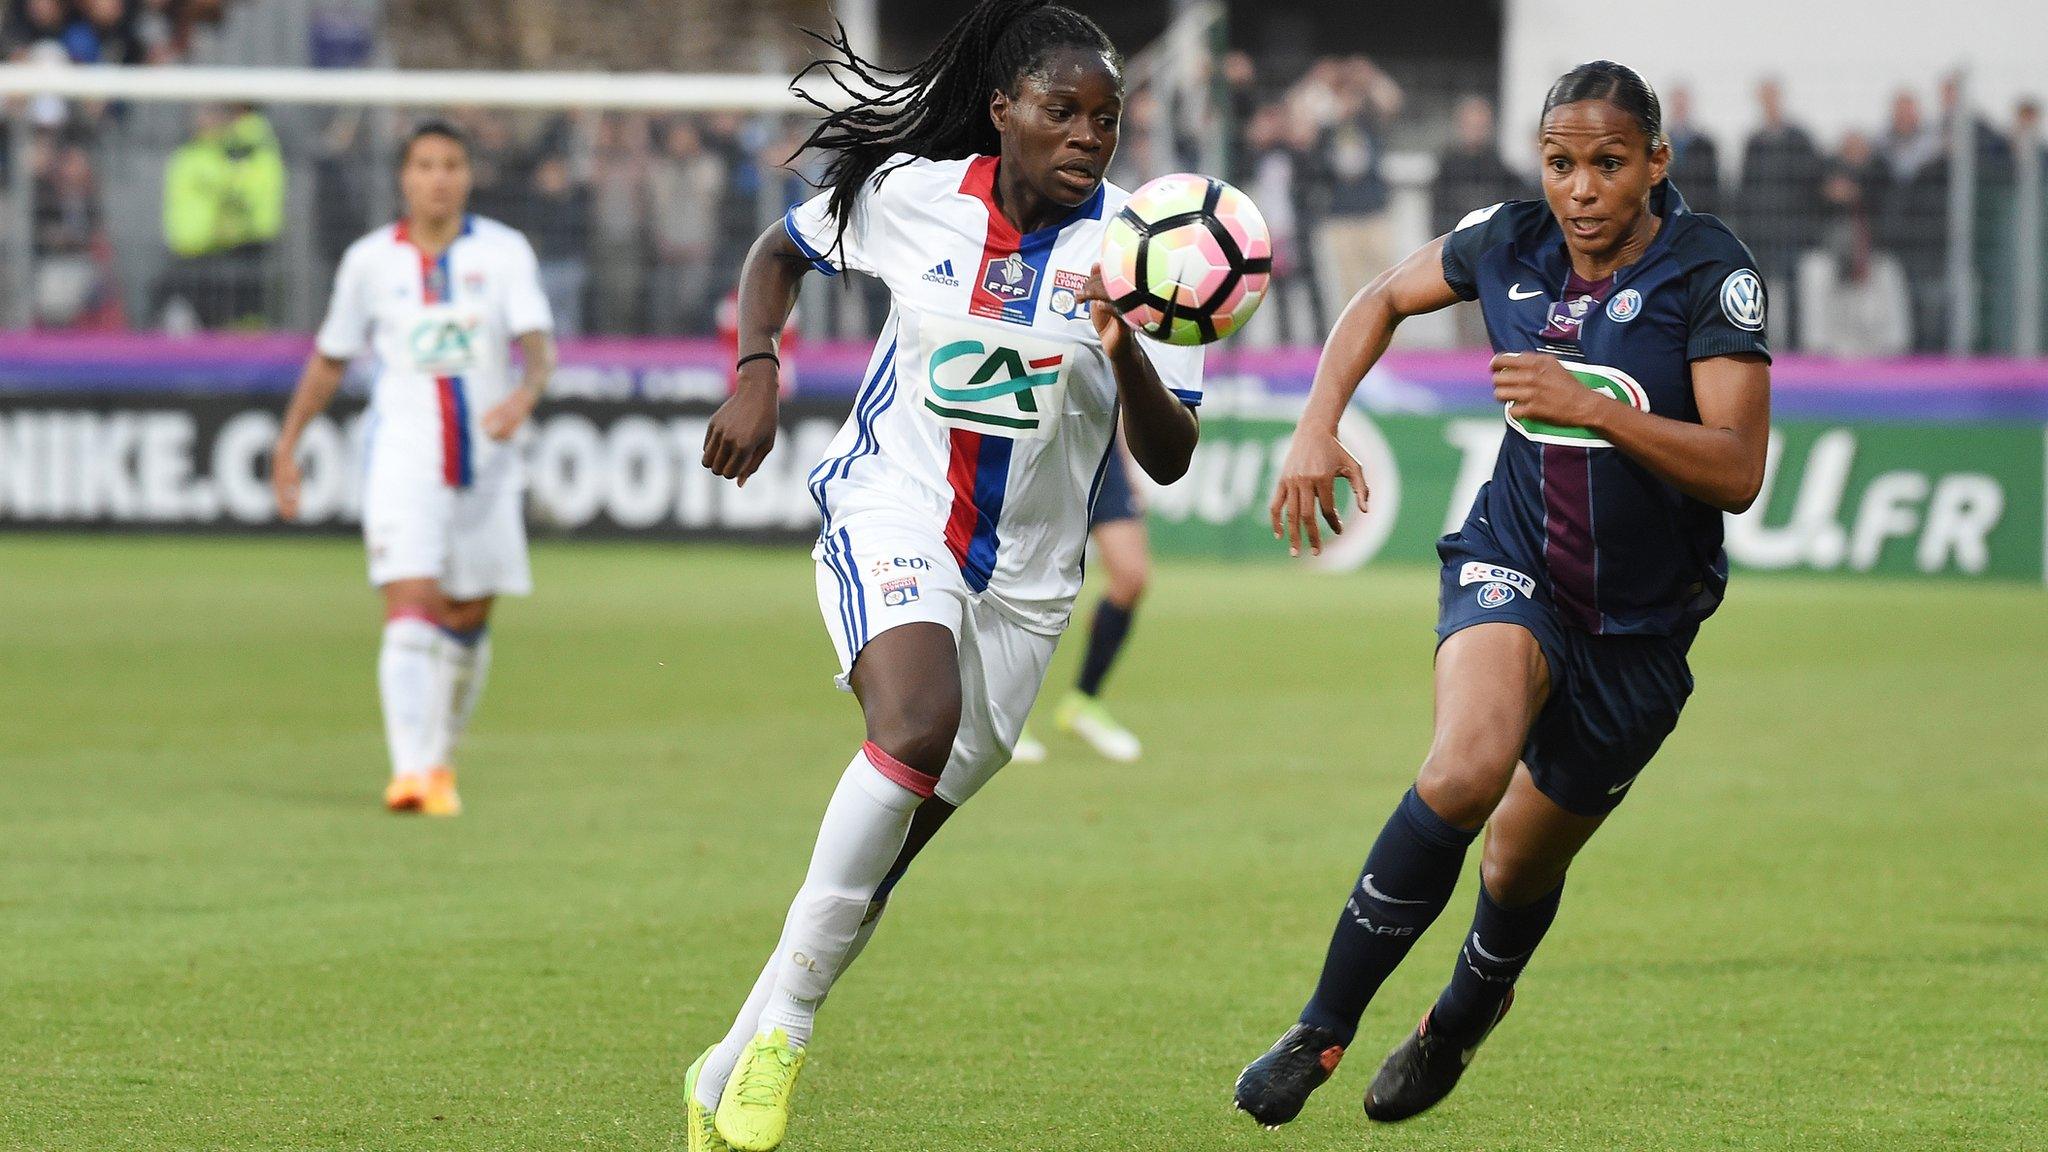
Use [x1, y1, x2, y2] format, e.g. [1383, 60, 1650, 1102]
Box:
[1433, 543, 1696, 816]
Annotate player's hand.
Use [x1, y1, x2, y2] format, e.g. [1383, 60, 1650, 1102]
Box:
[1076, 263, 1132, 361]
[271, 439, 302, 521]
[1491, 351, 1600, 430]
[481, 385, 539, 441]
[702, 364, 780, 486]
[1268, 426, 1369, 558]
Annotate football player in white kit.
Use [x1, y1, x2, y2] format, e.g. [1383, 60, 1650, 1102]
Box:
[682, 3, 1204, 1149]
[272, 122, 555, 818]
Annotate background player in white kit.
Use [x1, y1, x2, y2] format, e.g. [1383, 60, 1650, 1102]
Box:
[271, 122, 555, 817]
[684, 3, 1204, 1150]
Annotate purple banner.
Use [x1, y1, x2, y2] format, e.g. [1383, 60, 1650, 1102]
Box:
[1, 332, 2044, 421]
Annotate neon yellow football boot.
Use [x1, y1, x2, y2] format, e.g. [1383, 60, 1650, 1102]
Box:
[1054, 692, 1142, 762]
[684, 1046, 734, 1152]
[714, 1029, 806, 1152]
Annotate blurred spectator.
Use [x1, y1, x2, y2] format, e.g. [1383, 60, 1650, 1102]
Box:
[313, 108, 372, 264]
[3, 0, 69, 58]
[1108, 88, 1174, 188]
[1664, 85, 1723, 218]
[1431, 95, 1521, 348]
[32, 135, 119, 327]
[523, 152, 590, 338]
[646, 118, 724, 335]
[1737, 78, 1824, 348]
[1430, 95, 1521, 236]
[1798, 131, 1910, 356]
[65, 0, 145, 65]
[1304, 57, 1403, 312]
[1243, 102, 1324, 345]
[588, 112, 651, 336]
[1219, 50, 1260, 186]
[1940, 72, 2013, 186]
[456, 108, 526, 225]
[134, 0, 181, 62]
[1877, 90, 1948, 351]
[156, 104, 285, 328]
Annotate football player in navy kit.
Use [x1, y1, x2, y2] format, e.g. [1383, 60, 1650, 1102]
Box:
[1235, 61, 1772, 1128]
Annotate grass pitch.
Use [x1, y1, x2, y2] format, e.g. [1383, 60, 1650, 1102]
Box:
[1, 535, 2042, 1151]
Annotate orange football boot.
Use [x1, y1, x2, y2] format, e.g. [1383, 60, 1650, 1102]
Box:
[384, 773, 428, 812]
[421, 766, 463, 817]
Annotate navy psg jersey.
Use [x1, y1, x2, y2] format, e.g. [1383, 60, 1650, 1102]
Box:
[1441, 182, 1770, 635]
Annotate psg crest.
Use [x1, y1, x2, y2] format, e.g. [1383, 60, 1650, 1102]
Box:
[1476, 581, 1516, 609]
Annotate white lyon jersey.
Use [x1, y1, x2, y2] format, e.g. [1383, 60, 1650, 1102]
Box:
[315, 214, 553, 487]
[788, 154, 1205, 634]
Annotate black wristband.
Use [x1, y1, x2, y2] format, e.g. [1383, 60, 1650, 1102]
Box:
[736, 351, 780, 372]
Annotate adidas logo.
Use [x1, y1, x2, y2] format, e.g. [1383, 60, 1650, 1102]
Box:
[923, 259, 960, 286]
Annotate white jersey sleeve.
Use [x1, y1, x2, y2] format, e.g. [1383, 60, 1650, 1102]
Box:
[314, 241, 373, 360]
[1145, 340, 1205, 408]
[783, 153, 914, 278]
[500, 232, 554, 337]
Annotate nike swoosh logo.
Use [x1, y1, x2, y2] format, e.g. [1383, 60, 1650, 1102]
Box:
[1360, 873, 1430, 906]
[1467, 932, 1534, 966]
[1606, 772, 1642, 795]
[1507, 283, 1542, 300]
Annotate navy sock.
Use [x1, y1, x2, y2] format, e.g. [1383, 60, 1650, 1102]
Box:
[1075, 599, 1135, 697]
[1429, 881, 1563, 1041]
[1299, 788, 1477, 1046]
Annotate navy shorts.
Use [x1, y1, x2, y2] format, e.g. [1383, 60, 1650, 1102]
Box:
[1435, 540, 1696, 817]
[1089, 447, 1141, 526]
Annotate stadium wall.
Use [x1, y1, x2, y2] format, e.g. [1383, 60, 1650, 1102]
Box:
[1, 334, 2043, 583]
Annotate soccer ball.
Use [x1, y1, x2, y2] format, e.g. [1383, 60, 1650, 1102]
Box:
[1100, 173, 1272, 346]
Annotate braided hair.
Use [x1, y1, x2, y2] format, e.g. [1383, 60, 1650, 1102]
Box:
[790, 0, 1122, 257]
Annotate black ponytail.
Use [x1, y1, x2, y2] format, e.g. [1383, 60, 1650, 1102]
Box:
[1542, 60, 1664, 150]
[789, 0, 1121, 256]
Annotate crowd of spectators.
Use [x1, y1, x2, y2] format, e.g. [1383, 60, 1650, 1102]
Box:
[3, 3, 2042, 355]
[3, 0, 245, 328]
[1196, 56, 2044, 354]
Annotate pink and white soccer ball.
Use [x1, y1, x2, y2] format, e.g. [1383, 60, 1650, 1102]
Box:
[1100, 173, 1272, 346]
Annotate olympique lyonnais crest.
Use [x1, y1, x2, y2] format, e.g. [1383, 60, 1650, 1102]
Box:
[982, 252, 1038, 302]
[1049, 269, 1092, 320]
[880, 576, 920, 606]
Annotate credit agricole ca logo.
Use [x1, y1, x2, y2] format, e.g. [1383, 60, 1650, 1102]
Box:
[923, 339, 1065, 437]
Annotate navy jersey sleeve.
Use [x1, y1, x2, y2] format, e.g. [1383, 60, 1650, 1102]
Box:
[1440, 200, 1534, 301]
[1681, 225, 1773, 362]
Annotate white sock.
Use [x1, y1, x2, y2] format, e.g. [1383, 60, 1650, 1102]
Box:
[378, 616, 444, 779]
[693, 743, 934, 1110]
[436, 627, 491, 762]
[693, 902, 890, 1113]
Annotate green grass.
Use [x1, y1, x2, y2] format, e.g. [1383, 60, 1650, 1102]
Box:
[1, 535, 2043, 1151]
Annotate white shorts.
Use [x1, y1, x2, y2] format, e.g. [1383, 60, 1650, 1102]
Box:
[362, 440, 531, 600]
[814, 513, 1060, 806]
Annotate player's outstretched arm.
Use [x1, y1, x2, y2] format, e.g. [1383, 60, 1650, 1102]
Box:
[272, 353, 349, 521]
[702, 223, 816, 486]
[1270, 236, 1462, 556]
[1489, 351, 1769, 512]
[1078, 265, 1197, 485]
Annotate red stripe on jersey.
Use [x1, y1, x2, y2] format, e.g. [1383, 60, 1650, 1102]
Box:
[943, 428, 984, 567]
[961, 156, 1022, 322]
[436, 377, 463, 486]
[1027, 355, 1062, 369]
